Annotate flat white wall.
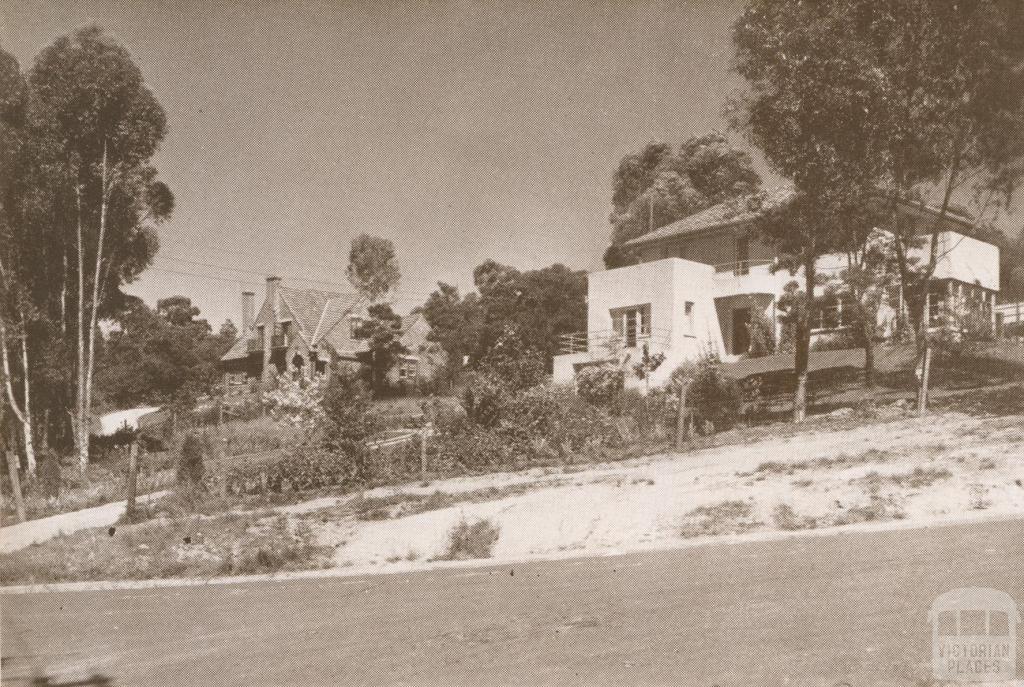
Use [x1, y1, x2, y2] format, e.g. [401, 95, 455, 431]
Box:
[559, 258, 725, 387]
[922, 232, 1000, 292]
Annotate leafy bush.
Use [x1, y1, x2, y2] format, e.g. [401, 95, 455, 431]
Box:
[575, 364, 625, 406]
[670, 352, 743, 432]
[262, 377, 326, 430]
[313, 367, 381, 482]
[931, 308, 994, 361]
[177, 433, 206, 486]
[225, 449, 353, 494]
[747, 308, 776, 358]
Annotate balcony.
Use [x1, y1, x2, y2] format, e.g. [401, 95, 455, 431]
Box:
[558, 327, 671, 355]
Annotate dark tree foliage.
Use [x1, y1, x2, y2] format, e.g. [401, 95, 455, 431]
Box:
[732, 0, 1024, 414]
[422, 261, 586, 374]
[1, 28, 174, 463]
[95, 296, 233, 409]
[605, 133, 761, 267]
[355, 303, 408, 395]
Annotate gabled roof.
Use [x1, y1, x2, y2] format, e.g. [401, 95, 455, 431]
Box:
[220, 283, 367, 362]
[278, 286, 338, 346]
[399, 312, 423, 336]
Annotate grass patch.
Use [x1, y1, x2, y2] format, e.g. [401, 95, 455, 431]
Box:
[433, 518, 500, 561]
[0, 512, 331, 585]
[832, 493, 906, 526]
[738, 449, 894, 478]
[348, 483, 549, 522]
[857, 467, 952, 490]
[679, 500, 761, 539]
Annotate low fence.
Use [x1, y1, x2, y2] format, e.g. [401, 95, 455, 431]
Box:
[200, 428, 429, 495]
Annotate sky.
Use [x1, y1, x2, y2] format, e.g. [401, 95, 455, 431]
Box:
[3, 0, 1018, 328]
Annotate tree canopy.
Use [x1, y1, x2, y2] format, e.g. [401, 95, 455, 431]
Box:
[1, 27, 173, 467]
[95, 296, 233, 409]
[605, 132, 761, 267]
[422, 261, 586, 375]
[347, 233, 400, 301]
[731, 0, 1024, 414]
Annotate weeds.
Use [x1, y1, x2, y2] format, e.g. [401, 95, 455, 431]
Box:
[832, 493, 906, 526]
[968, 484, 991, 511]
[737, 449, 894, 478]
[0, 512, 331, 585]
[771, 504, 819, 531]
[857, 467, 952, 490]
[680, 500, 761, 539]
[349, 483, 546, 521]
[434, 518, 500, 561]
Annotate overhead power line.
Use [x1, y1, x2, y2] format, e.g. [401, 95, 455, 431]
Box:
[159, 236, 447, 290]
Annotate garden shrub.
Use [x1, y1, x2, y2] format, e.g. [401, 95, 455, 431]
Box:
[435, 518, 500, 560]
[670, 352, 742, 432]
[177, 433, 206, 486]
[575, 364, 625, 406]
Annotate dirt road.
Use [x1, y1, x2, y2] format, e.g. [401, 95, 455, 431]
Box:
[3, 518, 1022, 686]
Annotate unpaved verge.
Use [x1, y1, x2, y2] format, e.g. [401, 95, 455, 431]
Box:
[0, 491, 169, 554]
[291, 410, 1022, 570]
[2, 408, 1022, 589]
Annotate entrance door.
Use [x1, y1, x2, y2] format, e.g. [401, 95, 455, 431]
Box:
[731, 308, 751, 354]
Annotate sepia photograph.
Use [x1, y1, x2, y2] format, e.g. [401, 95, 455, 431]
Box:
[1, 1, 1022, 685]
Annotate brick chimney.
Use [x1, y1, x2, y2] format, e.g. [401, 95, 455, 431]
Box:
[241, 291, 255, 333]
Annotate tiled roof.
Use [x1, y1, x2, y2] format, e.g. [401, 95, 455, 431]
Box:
[279, 286, 338, 345]
[221, 336, 251, 361]
[623, 184, 977, 249]
[220, 283, 367, 362]
[623, 186, 795, 247]
[399, 312, 422, 336]
[311, 292, 365, 346]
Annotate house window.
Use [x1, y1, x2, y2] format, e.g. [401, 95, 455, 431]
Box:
[398, 360, 417, 380]
[684, 301, 694, 332]
[812, 292, 856, 330]
[349, 316, 364, 339]
[610, 304, 651, 348]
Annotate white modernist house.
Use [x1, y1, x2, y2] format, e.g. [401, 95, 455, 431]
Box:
[553, 186, 1001, 388]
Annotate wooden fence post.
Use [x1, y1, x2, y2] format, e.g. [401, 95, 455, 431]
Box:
[420, 425, 429, 481]
[125, 442, 139, 521]
[674, 381, 690, 452]
[218, 442, 228, 497]
[5, 450, 26, 523]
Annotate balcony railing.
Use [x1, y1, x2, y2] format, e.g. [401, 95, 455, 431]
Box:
[245, 334, 289, 352]
[558, 327, 671, 355]
[713, 259, 774, 276]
